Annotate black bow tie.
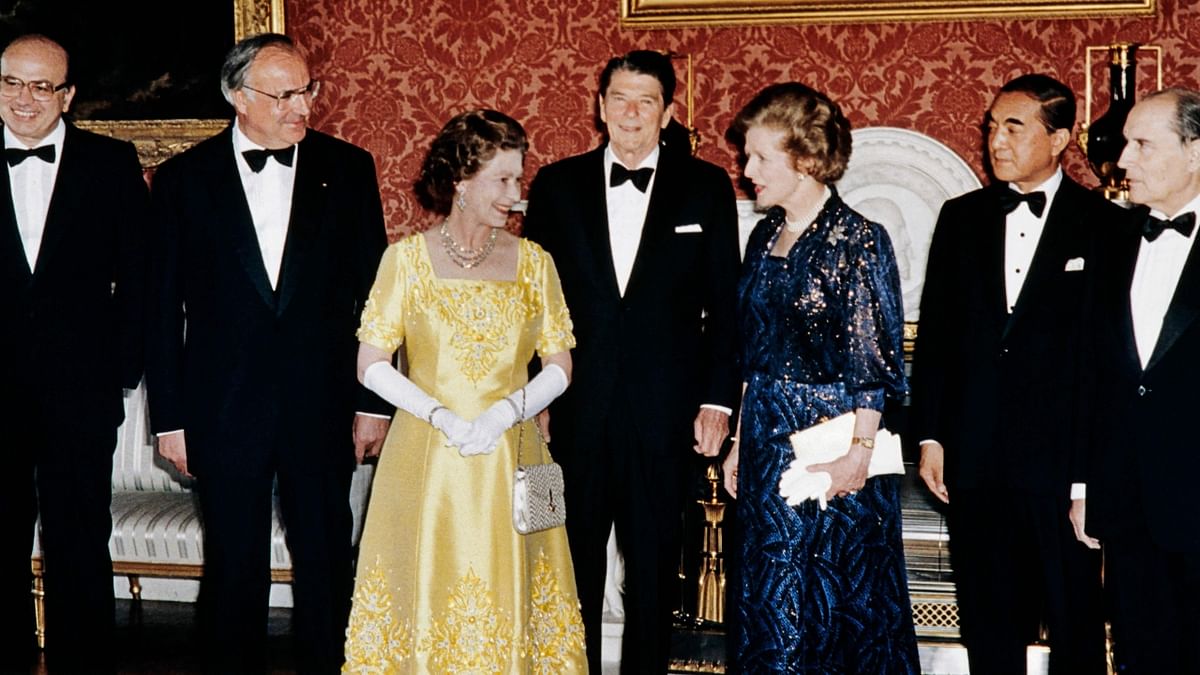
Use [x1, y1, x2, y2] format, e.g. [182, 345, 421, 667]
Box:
[997, 189, 1047, 218]
[242, 146, 295, 173]
[610, 164, 654, 192]
[1142, 211, 1196, 242]
[5, 145, 55, 166]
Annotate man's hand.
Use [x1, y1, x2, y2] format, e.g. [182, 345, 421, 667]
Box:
[353, 414, 391, 463]
[157, 432, 192, 479]
[1070, 498, 1101, 549]
[535, 409, 551, 441]
[919, 441, 950, 504]
[693, 408, 730, 457]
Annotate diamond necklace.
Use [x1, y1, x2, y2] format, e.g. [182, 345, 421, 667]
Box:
[440, 220, 497, 269]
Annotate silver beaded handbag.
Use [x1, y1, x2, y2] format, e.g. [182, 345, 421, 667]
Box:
[512, 391, 566, 535]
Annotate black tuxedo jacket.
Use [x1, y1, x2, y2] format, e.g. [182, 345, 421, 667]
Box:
[145, 127, 389, 476]
[910, 177, 1121, 495]
[1083, 206, 1200, 551]
[0, 123, 148, 434]
[523, 145, 741, 459]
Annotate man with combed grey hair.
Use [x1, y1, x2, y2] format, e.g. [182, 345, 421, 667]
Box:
[144, 33, 390, 673]
[1072, 86, 1200, 674]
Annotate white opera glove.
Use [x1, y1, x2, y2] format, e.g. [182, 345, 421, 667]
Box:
[362, 361, 471, 448]
[459, 364, 569, 457]
[778, 460, 834, 511]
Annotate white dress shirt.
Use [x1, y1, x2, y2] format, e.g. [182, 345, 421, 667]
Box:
[1004, 169, 1062, 313]
[1130, 192, 1200, 367]
[604, 144, 658, 297]
[6, 120, 65, 269]
[233, 123, 297, 289]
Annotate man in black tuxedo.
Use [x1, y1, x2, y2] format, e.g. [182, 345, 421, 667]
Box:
[522, 50, 741, 673]
[1071, 87, 1200, 674]
[910, 74, 1113, 674]
[145, 34, 389, 673]
[0, 34, 148, 674]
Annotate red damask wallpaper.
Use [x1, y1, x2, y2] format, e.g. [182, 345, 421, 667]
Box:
[286, 0, 1200, 238]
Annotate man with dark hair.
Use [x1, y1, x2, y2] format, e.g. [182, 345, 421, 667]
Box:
[1072, 87, 1200, 673]
[0, 33, 148, 674]
[145, 33, 390, 673]
[911, 73, 1114, 674]
[523, 49, 741, 673]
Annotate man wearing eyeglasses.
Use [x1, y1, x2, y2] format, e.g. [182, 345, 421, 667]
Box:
[0, 34, 149, 673]
[144, 33, 389, 673]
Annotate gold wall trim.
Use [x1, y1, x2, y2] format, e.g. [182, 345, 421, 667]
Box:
[75, 0, 283, 167]
[620, 0, 1155, 28]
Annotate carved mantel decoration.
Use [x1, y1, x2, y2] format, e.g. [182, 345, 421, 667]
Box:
[76, 0, 285, 167]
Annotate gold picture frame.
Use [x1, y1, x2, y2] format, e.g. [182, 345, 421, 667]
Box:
[76, 0, 285, 167]
[620, 0, 1155, 28]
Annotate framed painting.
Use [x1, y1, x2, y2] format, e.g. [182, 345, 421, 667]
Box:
[0, 0, 284, 166]
[620, 0, 1155, 28]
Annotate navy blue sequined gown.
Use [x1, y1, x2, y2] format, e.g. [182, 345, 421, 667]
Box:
[734, 194, 919, 673]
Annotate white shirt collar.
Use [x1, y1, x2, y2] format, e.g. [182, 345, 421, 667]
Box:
[4, 118, 66, 155]
[604, 143, 660, 172]
[1148, 191, 1200, 229]
[1009, 166, 1063, 201]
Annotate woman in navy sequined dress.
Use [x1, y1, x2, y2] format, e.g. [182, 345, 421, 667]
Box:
[723, 83, 918, 673]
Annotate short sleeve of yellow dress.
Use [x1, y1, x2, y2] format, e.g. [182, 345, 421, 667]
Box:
[344, 235, 587, 674]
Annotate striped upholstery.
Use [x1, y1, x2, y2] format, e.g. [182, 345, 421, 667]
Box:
[33, 383, 376, 573]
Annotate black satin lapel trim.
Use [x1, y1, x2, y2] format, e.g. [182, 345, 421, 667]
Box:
[583, 152, 621, 300]
[29, 129, 84, 280]
[274, 142, 321, 317]
[1002, 188, 1074, 341]
[0, 148, 30, 280]
[213, 145, 277, 309]
[623, 153, 677, 299]
[1146, 233, 1200, 371]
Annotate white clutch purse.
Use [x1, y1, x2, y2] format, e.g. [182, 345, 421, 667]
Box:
[778, 412, 904, 510]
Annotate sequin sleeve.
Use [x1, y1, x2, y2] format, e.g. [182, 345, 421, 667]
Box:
[356, 241, 407, 353]
[841, 220, 908, 410]
[525, 240, 576, 358]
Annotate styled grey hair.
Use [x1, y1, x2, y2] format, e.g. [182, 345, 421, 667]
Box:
[219, 33, 297, 105]
[1145, 87, 1200, 144]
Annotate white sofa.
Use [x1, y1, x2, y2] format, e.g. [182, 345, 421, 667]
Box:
[29, 383, 376, 648]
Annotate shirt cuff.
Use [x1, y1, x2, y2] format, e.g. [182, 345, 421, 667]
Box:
[1070, 483, 1086, 500]
[356, 411, 393, 420]
[700, 403, 733, 416]
[156, 429, 184, 438]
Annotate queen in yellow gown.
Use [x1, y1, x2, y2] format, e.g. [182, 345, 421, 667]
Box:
[343, 110, 587, 674]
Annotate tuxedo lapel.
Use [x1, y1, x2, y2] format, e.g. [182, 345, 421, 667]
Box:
[580, 150, 621, 301]
[624, 150, 678, 300]
[0, 150, 29, 280]
[1146, 231, 1200, 371]
[1003, 181, 1078, 339]
[33, 126, 86, 279]
[979, 188, 1009, 327]
[209, 131, 277, 309]
[274, 138, 322, 316]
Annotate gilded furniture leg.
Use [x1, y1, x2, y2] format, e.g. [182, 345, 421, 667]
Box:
[32, 570, 45, 650]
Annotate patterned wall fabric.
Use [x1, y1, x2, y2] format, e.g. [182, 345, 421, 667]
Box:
[286, 0, 1200, 239]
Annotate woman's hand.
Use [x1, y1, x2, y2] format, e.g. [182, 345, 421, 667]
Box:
[809, 443, 870, 502]
[722, 440, 740, 499]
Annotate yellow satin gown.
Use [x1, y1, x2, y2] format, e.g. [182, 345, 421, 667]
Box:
[343, 235, 587, 674]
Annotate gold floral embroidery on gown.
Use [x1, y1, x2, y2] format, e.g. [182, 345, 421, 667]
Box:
[344, 235, 587, 673]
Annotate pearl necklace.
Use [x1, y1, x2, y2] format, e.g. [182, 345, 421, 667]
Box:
[784, 189, 829, 233]
[440, 221, 497, 269]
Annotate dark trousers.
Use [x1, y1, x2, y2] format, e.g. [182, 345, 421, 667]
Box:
[195, 444, 353, 675]
[1106, 528, 1200, 674]
[948, 488, 1106, 675]
[0, 417, 116, 675]
[560, 403, 687, 674]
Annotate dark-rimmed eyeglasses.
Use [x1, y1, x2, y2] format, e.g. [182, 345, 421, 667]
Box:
[242, 80, 320, 110]
[0, 76, 69, 101]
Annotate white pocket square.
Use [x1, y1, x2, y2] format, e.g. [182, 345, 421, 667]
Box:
[674, 223, 703, 233]
[1064, 257, 1085, 272]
